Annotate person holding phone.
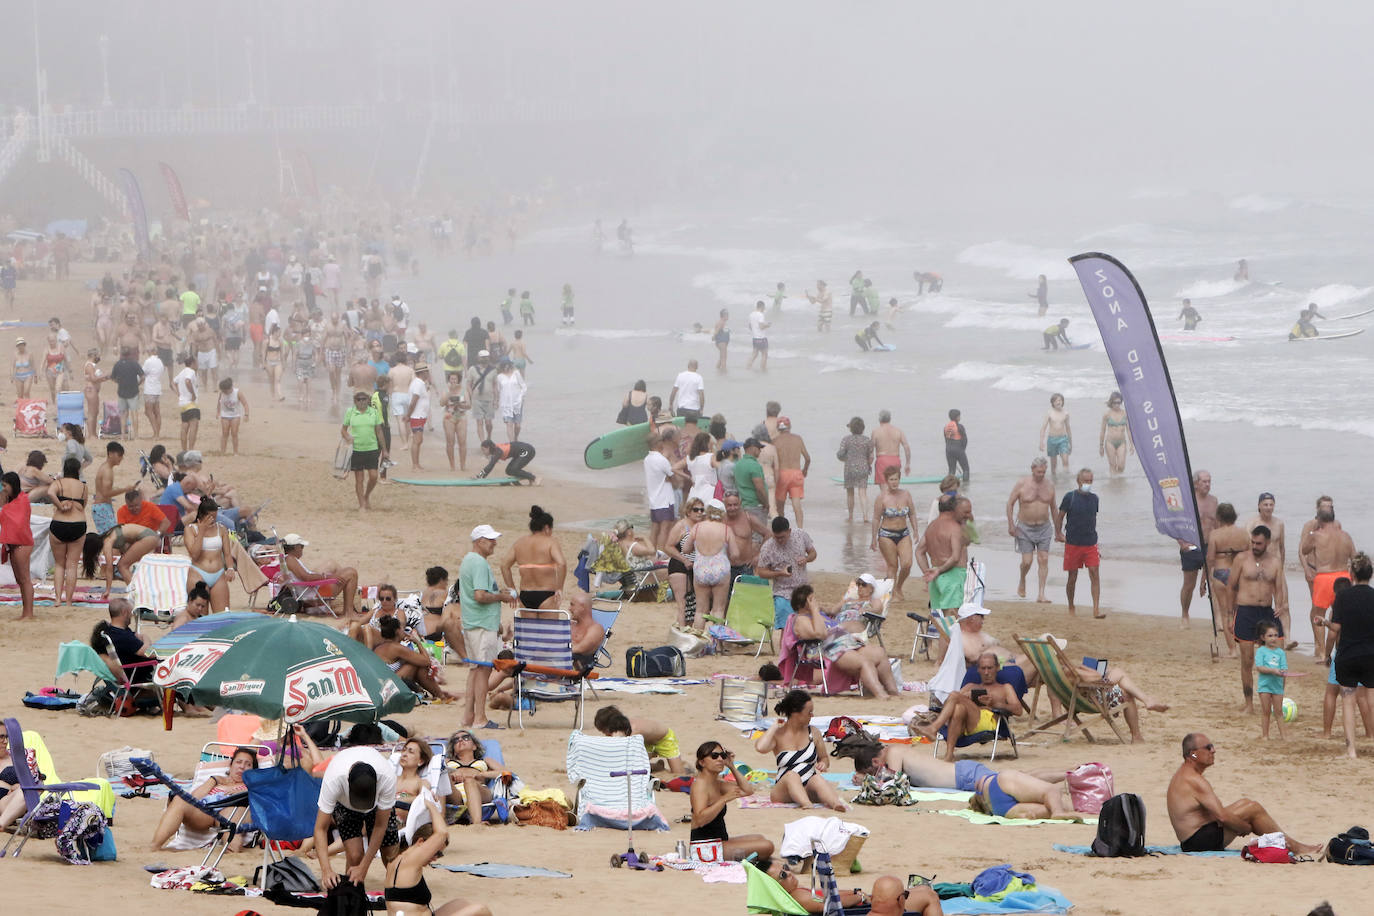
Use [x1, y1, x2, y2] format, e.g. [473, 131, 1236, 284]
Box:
[688, 741, 772, 861]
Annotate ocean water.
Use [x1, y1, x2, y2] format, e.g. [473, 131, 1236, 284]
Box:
[388, 188, 1373, 621]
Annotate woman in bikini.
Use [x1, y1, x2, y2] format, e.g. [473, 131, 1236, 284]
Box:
[184, 498, 235, 612]
[263, 325, 285, 401]
[665, 497, 704, 629]
[373, 617, 458, 700]
[171, 581, 212, 627]
[83, 522, 161, 591]
[150, 746, 259, 851]
[384, 792, 491, 916]
[684, 498, 736, 625]
[1206, 502, 1250, 658]
[1098, 391, 1133, 475]
[47, 457, 88, 607]
[81, 348, 106, 442]
[870, 464, 916, 599]
[442, 372, 469, 471]
[968, 766, 1082, 821]
[420, 565, 456, 649]
[755, 688, 846, 810]
[11, 337, 33, 399]
[445, 729, 494, 824]
[42, 332, 67, 403]
[689, 740, 773, 861]
[619, 380, 649, 426]
[790, 582, 899, 699]
[500, 505, 566, 612]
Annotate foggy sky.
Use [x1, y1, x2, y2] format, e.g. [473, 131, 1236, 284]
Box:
[4, 1, 1374, 201]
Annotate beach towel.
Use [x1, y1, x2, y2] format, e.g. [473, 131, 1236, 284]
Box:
[778, 815, 869, 858]
[431, 862, 572, 879]
[1052, 842, 1239, 857]
[739, 796, 825, 810]
[938, 809, 1097, 827]
[940, 886, 1073, 915]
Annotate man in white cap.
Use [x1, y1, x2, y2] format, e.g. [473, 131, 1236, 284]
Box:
[466, 349, 497, 442]
[404, 362, 432, 469]
[313, 743, 399, 889]
[281, 533, 360, 619]
[458, 524, 516, 728]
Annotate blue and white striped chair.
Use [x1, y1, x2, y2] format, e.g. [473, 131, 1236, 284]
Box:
[508, 610, 589, 729]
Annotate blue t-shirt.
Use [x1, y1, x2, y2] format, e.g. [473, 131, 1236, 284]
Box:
[1254, 646, 1287, 695]
[158, 479, 185, 507]
[1058, 489, 1099, 546]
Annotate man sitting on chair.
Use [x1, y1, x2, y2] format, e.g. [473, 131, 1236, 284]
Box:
[569, 591, 605, 669]
[281, 533, 360, 619]
[912, 652, 1023, 760]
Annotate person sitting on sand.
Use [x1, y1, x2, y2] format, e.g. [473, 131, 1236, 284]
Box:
[755, 688, 847, 811]
[790, 583, 899, 699]
[593, 705, 686, 775]
[384, 792, 493, 916]
[150, 746, 258, 850]
[1166, 731, 1325, 855]
[569, 590, 606, 668]
[688, 740, 773, 861]
[444, 728, 495, 822]
[281, 532, 360, 619]
[373, 617, 459, 701]
[912, 652, 1024, 759]
[754, 860, 943, 914]
[170, 580, 212, 628]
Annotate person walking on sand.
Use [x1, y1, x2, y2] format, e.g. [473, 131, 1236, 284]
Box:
[746, 301, 770, 371]
[1054, 468, 1103, 618]
[1038, 393, 1071, 475]
[771, 417, 810, 527]
[404, 363, 433, 470]
[1006, 457, 1055, 603]
[1206, 503, 1250, 658]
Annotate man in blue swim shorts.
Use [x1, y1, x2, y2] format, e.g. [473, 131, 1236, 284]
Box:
[1007, 457, 1055, 603]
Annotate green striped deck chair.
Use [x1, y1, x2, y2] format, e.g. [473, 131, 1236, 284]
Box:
[1014, 634, 1128, 744]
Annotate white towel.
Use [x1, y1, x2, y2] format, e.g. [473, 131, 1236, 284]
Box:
[928, 616, 966, 703]
[779, 815, 870, 858]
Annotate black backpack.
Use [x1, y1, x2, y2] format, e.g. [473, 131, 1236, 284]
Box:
[1328, 826, 1374, 865]
[625, 645, 686, 678]
[1090, 793, 1147, 857]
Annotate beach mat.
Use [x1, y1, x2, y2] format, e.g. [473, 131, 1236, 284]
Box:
[432, 862, 572, 879]
[1052, 842, 1239, 857]
[936, 809, 1097, 827]
[941, 886, 1073, 915]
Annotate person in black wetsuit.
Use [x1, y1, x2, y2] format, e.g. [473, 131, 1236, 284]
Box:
[477, 440, 538, 485]
[688, 740, 773, 861]
[384, 792, 492, 915]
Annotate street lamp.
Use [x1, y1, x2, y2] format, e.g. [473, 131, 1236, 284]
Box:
[99, 35, 112, 107]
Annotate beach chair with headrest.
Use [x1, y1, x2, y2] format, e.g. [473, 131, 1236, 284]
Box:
[1015, 634, 1128, 744]
[130, 756, 252, 869]
[507, 610, 592, 729]
[127, 551, 191, 630]
[0, 718, 100, 858]
[55, 390, 83, 429]
[564, 731, 668, 832]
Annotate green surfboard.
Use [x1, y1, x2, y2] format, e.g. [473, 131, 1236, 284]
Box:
[829, 475, 946, 486]
[392, 477, 522, 487]
[584, 417, 686, 470]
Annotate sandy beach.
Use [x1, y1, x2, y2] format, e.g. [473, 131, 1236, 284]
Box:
[0, 264, 1365, 916]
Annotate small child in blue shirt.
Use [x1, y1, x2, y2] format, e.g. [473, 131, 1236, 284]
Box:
[1254, 621, 1290, 739]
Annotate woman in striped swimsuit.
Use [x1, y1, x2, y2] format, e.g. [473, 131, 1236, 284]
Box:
[754, 688, 847, 811]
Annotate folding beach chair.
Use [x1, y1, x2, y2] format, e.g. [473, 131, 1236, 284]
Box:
[13, 398, 47, 437]
[55, 390, 83, 429]
[1015, 634, 1128, 744]
[53, 640, 117, 695]
[705, 574, 775, 656]
[131, 756, 252, 869]
[931, 706, 1018, 762]
[0, 718, 100, 858]
[127, 552, 191, 630]
[564, 731, 668, 831]
[100, 631, 164, 716]
[261, 540, 342, 617]
[717, 677, 768, 726]
[507, 610, 592, 729]
[910, 608, 956, 663]
[778, 613, 858, 696]
[589, 598, 621, 669]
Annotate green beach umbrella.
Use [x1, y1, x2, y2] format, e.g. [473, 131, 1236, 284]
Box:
[154, 614, 416, 724]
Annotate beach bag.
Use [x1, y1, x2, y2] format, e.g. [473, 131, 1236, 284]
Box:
[690, 839, 726, 863]
[625, 645, 685, 678]
[1242, 833, 1295, 863]
[255, 855, 320, 894]
[78, 825, 117, 861]
[268, 588, 300, 617]
[1089, 793, 1147, 857]
[1327, 826, 1374, 865]
[1065, 762, 1114, 815]
[824, 716, 866, 743]
[100, 746, 154, 782]
[855, 770, 916, 806]
[668, 625, 711, 658]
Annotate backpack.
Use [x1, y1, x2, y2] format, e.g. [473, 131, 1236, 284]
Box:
[625, 645, 685, 678]
[442, 344, 463, 369]
[1328, 826, 1374, 865]
[392, 302, 406, 323]
[824, 716, 866, 743]
[1089, 793, 1147, 857]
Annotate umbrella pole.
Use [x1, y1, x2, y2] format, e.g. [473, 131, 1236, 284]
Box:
[162, 688, 175, 730]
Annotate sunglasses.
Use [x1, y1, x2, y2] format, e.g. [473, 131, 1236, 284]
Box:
[706, 751, 730, 760]
[380, 595, 396, 602]
[690, 506, 705, 514]
[452, 734, 475, 743]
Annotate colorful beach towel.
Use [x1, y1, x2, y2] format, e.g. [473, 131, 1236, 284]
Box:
[937, 809, 1097, 827]
[432, 862, 572, 879]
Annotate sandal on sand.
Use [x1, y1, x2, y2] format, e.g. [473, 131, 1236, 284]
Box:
[480, 720, 503, 729]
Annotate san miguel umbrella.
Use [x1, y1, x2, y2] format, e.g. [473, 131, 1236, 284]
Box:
[154, 615, 416, 724]
[151, 611, 261, 656]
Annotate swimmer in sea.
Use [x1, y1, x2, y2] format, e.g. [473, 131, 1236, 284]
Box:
[1289, 304, 1324, 339]
[855, 321, 885, 352]
[771, 281, 785, 312]
[806, 280, 833, 332]
[1178, 299, 1201, 330]
[1206, 503, 1249, 658]
[914, 270, 943, 294]
[1030, 274, 1048, 315]
[1234, 259, 1249, 282]
[1041, 318, 1071, 351]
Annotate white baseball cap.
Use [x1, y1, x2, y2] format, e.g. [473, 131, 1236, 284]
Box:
[282, 533, 309, 547]
[856, 573, 878, 587]
[470, 524, 501, 541]
[956, 603, 990, 620]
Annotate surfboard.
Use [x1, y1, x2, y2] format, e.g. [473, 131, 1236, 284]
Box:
[1288, 328, 1365, 341]
[391, 477, 522, 486]
[1067, 343, 1092, 350]
[1329, 306, 1374, 321]
[830, 475, 945, 486]
[870, 343, 897, 352]
[584, 417, 686, 470]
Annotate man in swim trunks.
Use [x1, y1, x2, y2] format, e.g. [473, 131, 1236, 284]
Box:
[1006, 457, 1055, 603]
[916, 496, 972, 638]
[593, 705, 685, 774]
[871, 409, 911, 484]
[1177, 469, 1218, 628]
[1166, 732, 1324, 855]
[723, 492, 768, 581]
[1226, 526, 1287, 713]
[1054, 467, 1102, 618]
[771, 417, 810, 527]
[1205, 503, 1250, 658]
[1302, 504, 1355, 662]
[1038, 393, 1072, 475]
[91, 441, 125, 536]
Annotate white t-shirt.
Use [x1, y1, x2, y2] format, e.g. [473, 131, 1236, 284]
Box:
[317, 746, 398, 814]
[748, 311, 768, 340]
[673, 370, 704, 411]
[408, 376, 430, 420]
[173, 366, 197, 407]
[264, 308, 281, 335]
[141, 355, 165, 396]
[643, 450, 675, 510]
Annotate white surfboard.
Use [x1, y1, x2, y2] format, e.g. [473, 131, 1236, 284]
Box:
[1328, 306, 1374, 321]
[1289, 328, 1365, 341]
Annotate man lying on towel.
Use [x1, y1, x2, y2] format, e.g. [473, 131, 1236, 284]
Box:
[837, 732, 1064, 794]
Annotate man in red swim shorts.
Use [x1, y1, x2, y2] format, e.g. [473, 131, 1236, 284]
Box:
[1055, 468, 1102, 618]
[1302, 502, 1355, 661]
[770, 416, 811, 527]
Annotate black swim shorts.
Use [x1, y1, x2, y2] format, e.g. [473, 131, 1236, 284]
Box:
[1180, 820, 1226, 852]
[350, 449, 380, 472]
[1179, 544, 1206, 572]
[331, 803, 400, 847]
[1335, 653, 1374, 690]
[1234, 605, 1280, 643]
[180, 407, 201, 423]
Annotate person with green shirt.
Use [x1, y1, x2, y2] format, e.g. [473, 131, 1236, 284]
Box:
[458, 524, 517, 728]
[341, 389, 388, 510]
[848, 270, 866, 316]
[519, 291, 535, 327]
[734, 438, 769, 525]
[771, 282, 785, 312]
[180, 282, 202, 327]
[863, 278, 880, 316]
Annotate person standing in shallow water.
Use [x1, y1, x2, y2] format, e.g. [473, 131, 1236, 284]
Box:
[1030, 274, 1048, 315]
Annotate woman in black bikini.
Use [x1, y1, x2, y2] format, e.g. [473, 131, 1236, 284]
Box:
[500, 505, 564, 611]
[689, 740, 772, 861]
[664, 497, 704, 629]
[47, 457, 88, 607]
[82, 522, 160, 593]
[870, 465, 916, 600]
[383, 792, 491, 916]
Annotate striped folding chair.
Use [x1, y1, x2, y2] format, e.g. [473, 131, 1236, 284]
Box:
[811, 846, 846, 916]
[508, 610, 590, 729]
[1015, 633, 1128, 744]
[127, 552, 191, 631]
